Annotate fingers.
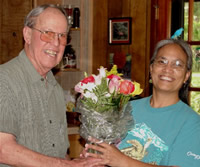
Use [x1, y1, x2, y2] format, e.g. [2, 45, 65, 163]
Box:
[80, 148, 88, 158]
[85, 143, 105, 155]
[88, 136, 101, 143]
[88, 136, 110, 148]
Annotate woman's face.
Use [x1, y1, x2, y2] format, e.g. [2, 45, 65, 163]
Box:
[150, 44, 191, 95]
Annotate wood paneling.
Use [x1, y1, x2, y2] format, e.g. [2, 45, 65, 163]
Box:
[0, 0, 32, 64]
[129, 0, 151, 97]
[92, 0, 108, 74]
[0, 0, 63, 65]
[33, 0, 61, 7]
[92, 0, 151, 97]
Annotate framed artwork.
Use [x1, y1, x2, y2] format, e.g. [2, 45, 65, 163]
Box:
[108, 17, 132, 44]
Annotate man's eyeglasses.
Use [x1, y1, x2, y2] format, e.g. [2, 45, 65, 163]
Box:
[153, 57, 186, 71]
[31, 27, 67, 46]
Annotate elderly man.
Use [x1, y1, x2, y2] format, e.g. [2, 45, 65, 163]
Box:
[0, 4, 100, 167]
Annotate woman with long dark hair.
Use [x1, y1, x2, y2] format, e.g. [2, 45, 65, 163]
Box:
[84, 39, 200, 167]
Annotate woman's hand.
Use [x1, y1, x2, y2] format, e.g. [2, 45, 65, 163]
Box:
[84, 137, 127, 167]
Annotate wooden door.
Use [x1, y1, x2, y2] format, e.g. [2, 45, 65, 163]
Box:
[150, 0, 171, 57]
[0, 0, 33, 64]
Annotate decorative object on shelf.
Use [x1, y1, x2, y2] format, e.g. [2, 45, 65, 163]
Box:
[66, 112, 81, 126]
[112, 52, 132, 79]
[63, 45, 76, 69]
[73, 7, 80, 28]
[64, 89, 76, 112]
[64, 4, 73, 27]
[61, 30, 76, 69]
[109, 17, 132, 45]
[74, 65, 143, 149]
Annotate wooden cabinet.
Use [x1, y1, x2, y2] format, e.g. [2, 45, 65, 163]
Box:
[68, 134, 84, 159]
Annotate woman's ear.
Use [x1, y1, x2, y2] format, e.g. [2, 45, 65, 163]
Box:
[150, 64, 153, 75]
[23, 26, 32, 44]
[184, 71, 191, 84]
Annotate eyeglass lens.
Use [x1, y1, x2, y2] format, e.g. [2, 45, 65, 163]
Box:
[154, 58, 186, 70]
[40, 31, 67, 45]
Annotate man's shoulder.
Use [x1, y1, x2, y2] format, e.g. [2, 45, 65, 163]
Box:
[0, 55, 21, 75]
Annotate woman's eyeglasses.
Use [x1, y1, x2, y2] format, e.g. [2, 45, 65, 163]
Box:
[154, 57, 186, 71]
[31, 27, 67, 46]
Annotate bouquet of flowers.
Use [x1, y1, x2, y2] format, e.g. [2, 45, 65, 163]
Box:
[75, 65, 143, 144]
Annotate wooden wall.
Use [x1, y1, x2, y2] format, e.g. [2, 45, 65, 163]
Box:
[92, 0, 151, 97]
[0, 0, 32, 64]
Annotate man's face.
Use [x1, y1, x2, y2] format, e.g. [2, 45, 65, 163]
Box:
[25, 7, 68, 75]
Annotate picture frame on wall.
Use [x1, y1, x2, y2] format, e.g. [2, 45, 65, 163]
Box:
[108, 17, 132, 45]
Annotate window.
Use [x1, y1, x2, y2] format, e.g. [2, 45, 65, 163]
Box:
[184, 0, 200, 113]
[171, 0, 200, 114]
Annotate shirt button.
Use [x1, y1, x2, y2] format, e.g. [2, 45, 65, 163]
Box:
[52, 144, 55, 147]
[41, 78, 44, 81]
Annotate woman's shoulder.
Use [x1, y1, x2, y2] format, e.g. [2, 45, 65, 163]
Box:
[130, 96, 150, 105]
[178, 101, 200, 125]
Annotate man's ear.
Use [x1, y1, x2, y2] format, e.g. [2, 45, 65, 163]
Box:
[23, 26, 32, 44]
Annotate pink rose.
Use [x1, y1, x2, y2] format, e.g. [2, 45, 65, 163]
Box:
[119, 80, 135, 95]
[108, 77, 120, 94]
[107, 74, 121, 94]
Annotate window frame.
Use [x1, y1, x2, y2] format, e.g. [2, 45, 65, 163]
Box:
[184, 0, 200, 109]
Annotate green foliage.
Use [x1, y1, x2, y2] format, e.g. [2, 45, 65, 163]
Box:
[190, 91, 200, 114]
[80, 77, 131, 113]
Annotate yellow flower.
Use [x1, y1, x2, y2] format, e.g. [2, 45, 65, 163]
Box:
[106, 65, 123, 77]
[130, 82, 143, 96]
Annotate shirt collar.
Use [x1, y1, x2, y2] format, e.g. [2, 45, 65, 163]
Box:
[18, 49, 57, 86]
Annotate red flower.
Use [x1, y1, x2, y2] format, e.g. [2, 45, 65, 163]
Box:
[107, 74, 121, 80]
[81, 76, 95, 84]
[120, 80, 135, 95]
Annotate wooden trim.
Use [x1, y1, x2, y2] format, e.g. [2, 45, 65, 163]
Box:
[166, 0, 172, 38]
[188, 0, 194, 41]
[188, 41, 200, 45]
[88, 0, 93, 75]
[189, 87, 200, 91]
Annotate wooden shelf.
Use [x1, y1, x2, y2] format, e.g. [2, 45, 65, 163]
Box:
[60, 68, 80, 72]
[70, 27, 80, 31]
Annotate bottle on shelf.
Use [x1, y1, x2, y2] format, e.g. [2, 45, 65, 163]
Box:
[73, 7, 80, 29]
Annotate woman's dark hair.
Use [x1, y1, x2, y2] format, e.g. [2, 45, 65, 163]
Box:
[150, 39, 193, 104]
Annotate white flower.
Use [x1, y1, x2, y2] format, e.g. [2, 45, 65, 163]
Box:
[98, 66, 106, 77]
[93, 67, 107, 85]
[84, 91, 98, 102]
[83, 82, 96, 91]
